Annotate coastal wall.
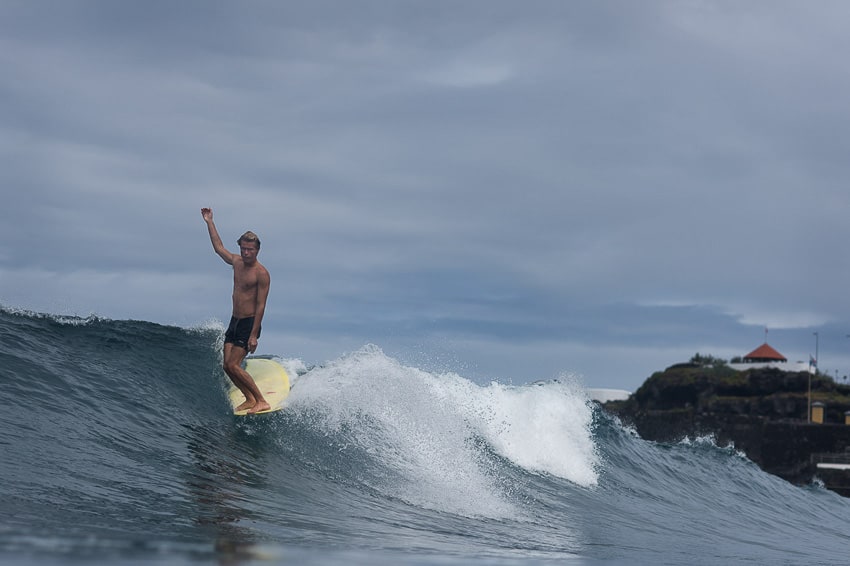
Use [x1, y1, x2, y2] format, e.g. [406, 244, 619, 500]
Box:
[727, 361, 812, 373]
[587, 388, 630, 403]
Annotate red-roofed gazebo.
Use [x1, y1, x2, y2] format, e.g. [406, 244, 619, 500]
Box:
[743, 343, 787, 363]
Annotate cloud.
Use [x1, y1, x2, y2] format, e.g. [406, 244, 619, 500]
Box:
[2, 1, 850, 389]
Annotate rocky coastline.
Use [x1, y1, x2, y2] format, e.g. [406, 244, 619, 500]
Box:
[602, 363, 850, 496]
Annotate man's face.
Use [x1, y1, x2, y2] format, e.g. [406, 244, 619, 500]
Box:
[240, 242, 259, 262]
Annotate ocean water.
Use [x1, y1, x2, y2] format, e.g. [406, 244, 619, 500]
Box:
[1, 306, 849, 565]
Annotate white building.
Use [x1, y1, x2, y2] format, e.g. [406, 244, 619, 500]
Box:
[728, 342, 811, 373]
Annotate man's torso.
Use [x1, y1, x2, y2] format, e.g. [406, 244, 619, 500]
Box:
[231, 258, 266, 318]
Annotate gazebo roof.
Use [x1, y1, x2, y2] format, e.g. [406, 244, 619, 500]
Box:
[744, 343, 787, 362]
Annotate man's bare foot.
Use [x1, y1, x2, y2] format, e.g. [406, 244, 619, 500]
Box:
[247, 400, 271, 414]
[235, 399, 255, 412]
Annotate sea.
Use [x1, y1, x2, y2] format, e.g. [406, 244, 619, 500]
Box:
[2, 306, 849, 566]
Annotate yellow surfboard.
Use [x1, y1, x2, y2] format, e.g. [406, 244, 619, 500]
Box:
[227, 357, 291, 415]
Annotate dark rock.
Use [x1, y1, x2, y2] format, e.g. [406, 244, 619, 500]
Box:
[602, 366, 850, 492]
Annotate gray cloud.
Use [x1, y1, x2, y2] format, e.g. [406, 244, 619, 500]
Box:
[3, 1, 849, 389]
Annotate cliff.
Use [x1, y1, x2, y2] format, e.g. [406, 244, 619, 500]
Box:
[602, 365, 850, 491]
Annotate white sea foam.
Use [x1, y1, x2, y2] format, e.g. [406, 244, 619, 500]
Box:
[0, 304, 103, 326]
[286, 345, 599, 518]
[438, 374, 600, 487]
[188, 317, 226, 333]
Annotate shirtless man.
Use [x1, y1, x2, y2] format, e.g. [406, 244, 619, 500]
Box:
[201, 207, 272, 414]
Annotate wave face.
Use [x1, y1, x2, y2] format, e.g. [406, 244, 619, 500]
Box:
[2, 306, 849, 565]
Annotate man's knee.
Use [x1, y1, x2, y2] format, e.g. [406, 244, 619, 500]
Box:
[223, 358, 242, 375]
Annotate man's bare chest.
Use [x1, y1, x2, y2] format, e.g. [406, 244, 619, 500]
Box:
[233, 264, 259, 292]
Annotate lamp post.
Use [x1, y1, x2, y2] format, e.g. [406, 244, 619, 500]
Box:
[844, 334, 850, 383]
[814, 331, 819, 375]
[809, 332, 819, 423]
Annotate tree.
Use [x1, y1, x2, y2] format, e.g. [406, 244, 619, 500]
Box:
[689, 353, 728, 367]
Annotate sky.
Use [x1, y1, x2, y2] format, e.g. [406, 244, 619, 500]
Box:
[2, 0, 850, 391]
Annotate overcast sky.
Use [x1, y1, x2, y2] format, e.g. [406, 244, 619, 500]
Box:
[2, 1, 849, 390]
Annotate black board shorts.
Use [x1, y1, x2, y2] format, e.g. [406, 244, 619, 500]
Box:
[224, 316, 260, 350]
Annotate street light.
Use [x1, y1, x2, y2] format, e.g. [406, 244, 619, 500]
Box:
[813, 331, 819, 375]
[846, 334, 850, 384]
[809, 332, 819, 423]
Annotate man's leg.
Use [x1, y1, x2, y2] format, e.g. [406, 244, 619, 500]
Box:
[223, 343, 255, 411]
[222, 343, 270, 413]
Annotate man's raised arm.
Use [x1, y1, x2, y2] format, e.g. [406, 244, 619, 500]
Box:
[201, 207, 234, 265]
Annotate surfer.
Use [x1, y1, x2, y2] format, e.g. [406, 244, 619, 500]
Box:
[201, 207, 272, 414]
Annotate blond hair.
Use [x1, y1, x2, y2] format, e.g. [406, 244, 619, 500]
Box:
[237, 231, 261, 250]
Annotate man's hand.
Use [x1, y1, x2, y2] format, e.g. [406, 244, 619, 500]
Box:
[201, 207, 213, 222]
[247, 337, 258, 354]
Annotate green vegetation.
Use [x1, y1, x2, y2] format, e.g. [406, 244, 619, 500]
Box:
[689, 352, 728, 367]
[609, 362, 850, 423]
